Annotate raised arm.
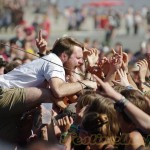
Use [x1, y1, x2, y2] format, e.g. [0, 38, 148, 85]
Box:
[94, 75, 150, 133]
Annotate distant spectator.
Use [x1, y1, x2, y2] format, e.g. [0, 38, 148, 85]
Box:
[0, 40, 9, 61]
[40, 14, 51, 40]
[4, 61, 20, 74]
[0, 58, 7, 75]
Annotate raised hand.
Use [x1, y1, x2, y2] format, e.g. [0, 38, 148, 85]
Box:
[137, 59, 148, 83]
[87, 65, 105, 79]
[112, 69, 130, 87]
[109, 47, 123, 72]
[83, 48, 99, 67]
[122, 52, 129, 73]
[146, 53, 150, 70]
[36, 30, 47, 55]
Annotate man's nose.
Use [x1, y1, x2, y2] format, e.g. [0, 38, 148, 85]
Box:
[78, 59, 83, 65]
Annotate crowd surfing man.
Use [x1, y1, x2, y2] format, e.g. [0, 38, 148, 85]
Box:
[0, 31, 97, 143]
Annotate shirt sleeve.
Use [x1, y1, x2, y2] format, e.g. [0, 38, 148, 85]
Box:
[43, 61, 66, 82]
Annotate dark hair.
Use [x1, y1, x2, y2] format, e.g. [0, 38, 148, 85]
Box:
[0, 58, 7, 68]
[0, 40, 6, 49]
[51, 37, 84, 57]
[4, 61, 20, 74]
[81, 112, 108, 134]
[13, 57, 22, 62]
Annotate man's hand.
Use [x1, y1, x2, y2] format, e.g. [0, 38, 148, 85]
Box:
[36, 30, 47, 55]
[81, 80, 97, 91]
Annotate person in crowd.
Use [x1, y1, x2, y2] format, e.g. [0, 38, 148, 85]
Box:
[0, 57, 7, 75]
[94, 75, 150, 134]
[4, 61, 20, 73]
[0, 30, 97, 108]
[0, 29, 98, 146]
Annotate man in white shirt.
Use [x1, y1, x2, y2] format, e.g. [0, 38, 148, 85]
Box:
[0, 34, 97, 143]
[0, 35, 97, 109]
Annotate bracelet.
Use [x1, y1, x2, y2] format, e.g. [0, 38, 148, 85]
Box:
[61, 132, 68, 137]
[70, 124, 78, 130]
[60, 132, 68, 143]
[126, 85, 133, 90]
[145, 76, 150, 82]
[142, 82, 150, 88]
[114, 97, 128, 112]
[68, 124, 79, 133]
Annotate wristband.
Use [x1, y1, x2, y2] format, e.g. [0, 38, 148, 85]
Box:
[60, 132, 68, 143]
[37, 52, 45, 57]
[126, 85, 133, 90]
[142, 82, 150, 88]
[61, 132, 68, 136]
[68, 124, 79, 133]
[114, 97, 128, 112]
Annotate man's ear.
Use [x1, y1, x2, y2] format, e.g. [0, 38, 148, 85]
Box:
[60, 52, 69, 62]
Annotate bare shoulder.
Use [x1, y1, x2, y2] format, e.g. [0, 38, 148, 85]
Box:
[125, 131, 145, 150]
[128, 131, 144, 141]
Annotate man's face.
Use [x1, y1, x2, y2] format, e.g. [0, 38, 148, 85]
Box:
[64, 46, 83, 72]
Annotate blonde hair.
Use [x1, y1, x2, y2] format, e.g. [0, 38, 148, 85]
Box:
[84, 94, 120, 145]
[77, 92, 101, 110]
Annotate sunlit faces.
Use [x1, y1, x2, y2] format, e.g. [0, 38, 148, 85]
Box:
[64, 46, 83, 72]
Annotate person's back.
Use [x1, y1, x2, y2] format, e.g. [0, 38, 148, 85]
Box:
[0, 53, 65, 88]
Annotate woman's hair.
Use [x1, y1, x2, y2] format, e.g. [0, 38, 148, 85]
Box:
[84, 95, 120, 145]
[81, 112, 108, 135]
[120, 89, 150, 123]
[51, 37, 84, 57]
[77, 92, 101, 110]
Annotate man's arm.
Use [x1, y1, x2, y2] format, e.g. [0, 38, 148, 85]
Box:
[49, 77, 97, 98]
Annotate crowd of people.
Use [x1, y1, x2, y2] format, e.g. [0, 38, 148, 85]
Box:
[0, 1, 150, 150]
[0, 27, 150, 150]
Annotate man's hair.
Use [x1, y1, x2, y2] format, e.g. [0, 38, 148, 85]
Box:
[51, 37, 84, 57]
[0, 58, 7, 68]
